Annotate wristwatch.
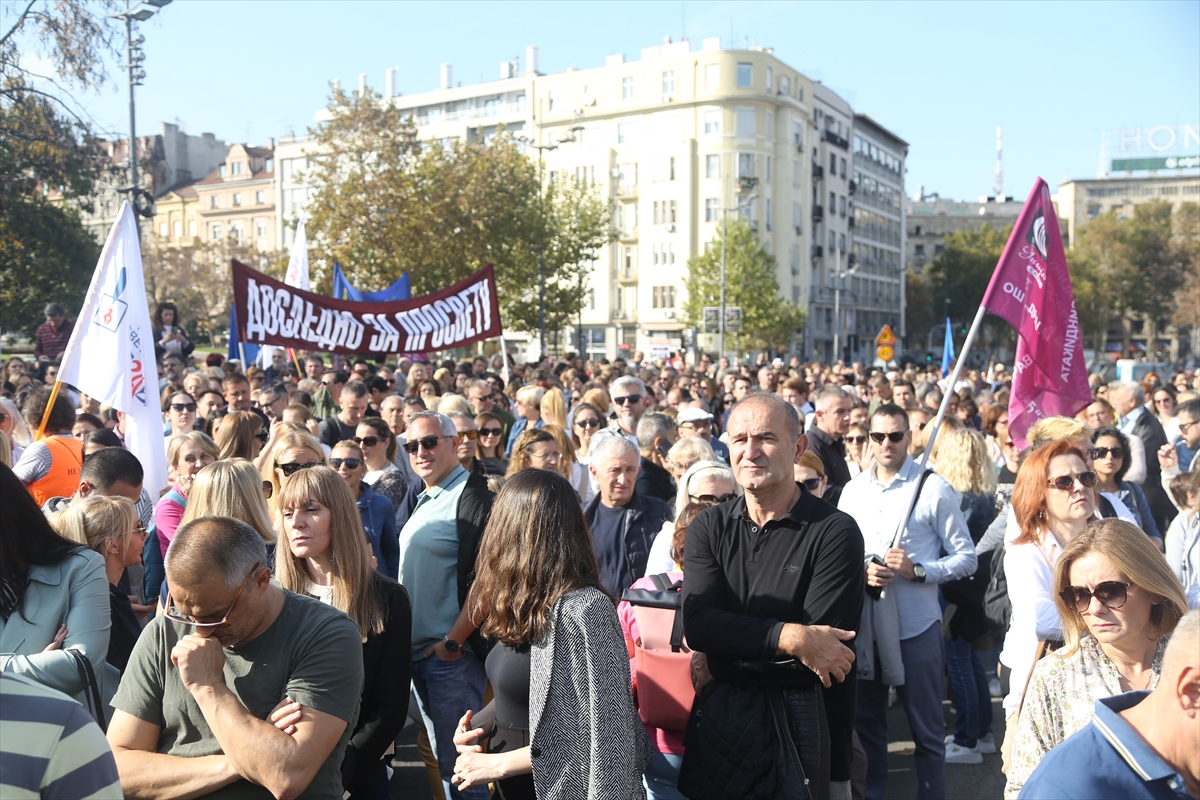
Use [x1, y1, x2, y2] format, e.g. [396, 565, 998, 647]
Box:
[913, 564, 927, 583]
[442, 637, 460, 653]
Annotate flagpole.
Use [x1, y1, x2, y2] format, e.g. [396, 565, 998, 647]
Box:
[34, 381, 65, 441]
[886, 301, 988, 552]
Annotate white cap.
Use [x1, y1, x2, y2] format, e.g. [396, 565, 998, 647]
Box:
[676, 407, 714, 425]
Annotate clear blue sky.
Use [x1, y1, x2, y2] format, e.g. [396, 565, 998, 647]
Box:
[60, 0, 1200, 200]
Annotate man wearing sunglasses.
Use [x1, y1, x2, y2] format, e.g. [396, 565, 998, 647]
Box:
[607, 375, 648, 448]
[397, 411, 495, 800]
[466, 379, 514, 442]
[108, 516, 364, 799]
[1159, 397, 1200, 511]
[839, 404, 976, 798]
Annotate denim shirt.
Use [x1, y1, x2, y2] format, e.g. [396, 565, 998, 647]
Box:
[357, 481, 399, 580]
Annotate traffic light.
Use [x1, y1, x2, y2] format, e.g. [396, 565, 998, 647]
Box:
[926, 353, 934, 362]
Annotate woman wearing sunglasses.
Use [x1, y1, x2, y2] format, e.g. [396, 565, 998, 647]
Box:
[1004, 518, 1187, 799]
[51, 495, 147, 674]
[330, 440, 399, 580]
[999, 439, 1098, 768]
[263, 429, 328, 515]
[844, 422, 871, 478]
[274, 465, 412, 799]
[569, 401, 604, 467]
[794, 450, 828, 499]
[645, 461, 738, 575]
[1091, 426, 1161, 545]
[162, 390, 197, 438]
[474, 411, 508, 473]
[355, 418, 397, 486]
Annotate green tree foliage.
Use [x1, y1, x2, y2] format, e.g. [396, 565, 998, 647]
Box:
[303, 85, 611, 338]
[0, 0, 118, 337]
[1170, 203, 1200, 333]
[682, 218, 805, 351]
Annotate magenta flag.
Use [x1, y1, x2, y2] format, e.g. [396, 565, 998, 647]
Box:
[981, 178, 1091, 449]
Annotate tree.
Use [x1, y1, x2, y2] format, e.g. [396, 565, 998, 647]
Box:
[303, 86, 611, 340]
[0, 0, 118, 337]
[1170, 203, 1200, 336]
[1067, 212, 1131, 355]
[683, 218, 806, 352]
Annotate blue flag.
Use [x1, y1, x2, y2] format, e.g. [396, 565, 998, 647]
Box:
[332, 263, 411, 301]
[227, 304, 260, 366]
[941, 317, 955, 378]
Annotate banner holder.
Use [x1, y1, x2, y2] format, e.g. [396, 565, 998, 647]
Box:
[35, 381, 64, 441]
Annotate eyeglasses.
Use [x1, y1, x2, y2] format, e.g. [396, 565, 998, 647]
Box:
[613, 395, 643, 406]
[529, 450, 561, 462]
[1059, 581, 1129, 613]
[277, 460, 320, 477]
[1091, 446, 1125, 459]
[869, 431, 908, 444]
[471, 393, 493, 403]
[354, 436, 381, 447]
[457, 429, 478, 441]
[479, 426, 503, 437]
[1046, 471, 1098, 491]
[329, 457, 362, 470]
[692, 492, 736, 503]
[575, 418, 602, 429]
[163, 562, 262, 628]
[127, 526, 148, 538]
[402, 435, 456, 455]
[1180, 419, 1198, 435]
[845, 435, 867, 445]
[170, 403, 197, 412]
[800, 478, 823, 491]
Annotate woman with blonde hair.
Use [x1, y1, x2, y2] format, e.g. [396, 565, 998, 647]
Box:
[181, 459, 276, 546]
[437, 393, 472, 417]
[0, 430, 11, 468]
[539, 387, 568, 429]
[273, 465, 412, 797]
[154, 430, 220, 558]
[0, 395, 33, 462]
[214, 409, 267, 461]
[505, 385, 545, 458]
[645, 461, 739, 574]
[665, 436, 716, 483]
[51, 495, 146, 673]
[262, 428, 327, 514]
[1004, 519, 1188, 798]
[581, 387, 612, 421]
[505, 427, 559, 478]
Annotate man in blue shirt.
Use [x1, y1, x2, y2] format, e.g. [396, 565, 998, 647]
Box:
[398, 410, 494, 800]
[840, 403, 977, 800]
[1021, 608, 1199, 799]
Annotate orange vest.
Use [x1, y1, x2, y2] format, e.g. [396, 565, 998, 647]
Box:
[26, 435, 84, 507]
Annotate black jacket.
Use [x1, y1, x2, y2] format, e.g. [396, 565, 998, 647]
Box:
[456, 471, 495, 658]
[636, 456, 677, 507]
[583, 490, 673, 595]
[1130, 410, 1174, 528]
[345, 574, 412, 792]
[806, 427, 852, 506]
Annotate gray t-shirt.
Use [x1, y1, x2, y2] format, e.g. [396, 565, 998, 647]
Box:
[112, 590, 364, 799]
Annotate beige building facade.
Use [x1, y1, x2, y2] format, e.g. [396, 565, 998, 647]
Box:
[190, 143, 278, 251]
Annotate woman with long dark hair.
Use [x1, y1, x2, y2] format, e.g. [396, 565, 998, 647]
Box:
[1091, 426, 1161, 543]
[0, 463, 111, 696]
[452, 469, 653, 798]
[152, 301, 194, 361]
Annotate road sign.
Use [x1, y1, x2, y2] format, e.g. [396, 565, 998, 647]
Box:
[726, 307, 743, 331]
[876, 344, 895, 362]
[875, 324, 897, 347]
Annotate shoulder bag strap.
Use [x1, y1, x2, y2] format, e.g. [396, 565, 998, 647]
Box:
[67, 648, 107, 732]
[1013, 639, 1050, 724]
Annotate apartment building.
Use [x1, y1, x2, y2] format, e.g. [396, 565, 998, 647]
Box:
[191, 143, 277, 251]
[275, 133, 318, 250]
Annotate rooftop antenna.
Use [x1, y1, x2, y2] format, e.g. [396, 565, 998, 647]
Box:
[993, 125, 1003, 199]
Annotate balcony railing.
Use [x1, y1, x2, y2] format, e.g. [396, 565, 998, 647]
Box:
[812, 204, 824, 221]
[411, 100, 527, 126]
[822, 130, 850, 150]
[812, 164, 824, 180]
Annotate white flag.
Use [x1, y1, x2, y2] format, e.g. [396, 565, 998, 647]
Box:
[58, 202, 168, 497]
[263, 220, 310, 368]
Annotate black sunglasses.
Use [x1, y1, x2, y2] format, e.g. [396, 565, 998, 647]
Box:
[354, 436, 382, 447]
[330, 457, 362, 470]
[402, 434, 455, 455]
[845, 435, 867, 445]
[479, 426, 503, 437]
[255, 430, 269, 442]
[800, 477, 823, 491]
[1047, 471, 1098, 491]
[1091, 446, 1125, 459]
[1059, 581, 1129, 613]
[575, 418, 602, 429]
[277, 460, 320, 477]
[693, 493, 736, 504]
[613, 395, 643, 406]
[170, 402, 197, 412]
[869, 431, 908, 444]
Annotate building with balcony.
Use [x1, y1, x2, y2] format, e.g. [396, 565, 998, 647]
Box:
[191, 143, 277, 251]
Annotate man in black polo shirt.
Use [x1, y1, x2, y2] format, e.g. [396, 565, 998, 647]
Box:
[683, 392, 865, 800]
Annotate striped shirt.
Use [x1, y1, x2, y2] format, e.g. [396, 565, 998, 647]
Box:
[0, 672, 122, 799]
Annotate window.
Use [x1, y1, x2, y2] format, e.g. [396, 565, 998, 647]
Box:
[232, 162, 243, 176]
[830, 191, 836, 211]
[737, 63, 752, 88]
[218, 165, 226, 178]
[173, 220, 182, 237]
[617, 122, 640, 144]
[705, 198, 719, 222]
[793, 202, 802, 231]
[574, 165, 593, 185]
[256, 190, 265, 204]
[624, 203, 637, 235]
[623, 246, 635, 277]
[829, 230, 836, 250]
[668, 200, 677, 224]
[188, 220, 196, 236]
[652, 243, 662, 265]
[232, 222, 244, 244]
[653, 201, 661, 225]
[780, 75, 790, 95]
[653, 157, 676, 182]
[840, 196, 846, 216]
[766, 199, 772, 230]
[767, 67, 773, 89]
[840, 157, 846, 178]
[934, 244, 944, 256]
[705, 63, 719, 90]
[159, 222, 168, 237]
[652, 286, 676, 308]
[704, 110, 721, 135]
[838, 233, 846, 252]
[765, 156, 772, 182]
[765, 111, 773, 138]
[830, 151, 836, 171]
[736, 107, 756, 135]
[263, 158, 273, 172]
[256, 219, 267, 237]
[232, 192, 242, 207]
[706, 154, 720, 178]
[617, 162, 637, 189]
[797, 86, 803, 102]
[662, 70, 675, 96]
[212, 223, 222, 240]
[548, 91, 557, 111]
[738, 153, 754, 178]
[210, 195, 219, 209]
[622, 77, 633, 100]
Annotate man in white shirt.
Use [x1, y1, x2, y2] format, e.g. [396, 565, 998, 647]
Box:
[840, 403, 977, 800]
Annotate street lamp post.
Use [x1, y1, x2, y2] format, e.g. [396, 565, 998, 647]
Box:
[832, 246, 859, 363]
[718, 178, 758, 360]
[106, 0, 171, 235]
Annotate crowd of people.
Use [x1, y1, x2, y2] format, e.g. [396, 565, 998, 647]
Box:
[1, 298, 1199, 800]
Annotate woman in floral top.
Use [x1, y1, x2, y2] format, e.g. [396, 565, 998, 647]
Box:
[1004, 518, 1188, 798]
